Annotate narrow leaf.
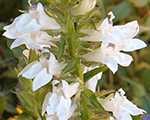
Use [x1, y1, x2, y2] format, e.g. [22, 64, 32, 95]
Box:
[80, 94, 91, 119]
[84, 66, 108, 82]
[82, 89, 104, 112]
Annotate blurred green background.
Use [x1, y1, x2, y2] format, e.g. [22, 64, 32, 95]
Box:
[0, 0, 150, 119]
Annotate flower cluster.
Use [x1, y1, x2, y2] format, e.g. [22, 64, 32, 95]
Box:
[3, 0, 147, 120]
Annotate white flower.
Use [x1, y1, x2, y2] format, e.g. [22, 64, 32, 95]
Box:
[71, 0, 96, 16]
[98, 88, 146, 120]
[84, 66, 102, 92]
[3, 2, 60, 50]
[42, 80, 79, 120]
[18, 53, 66, 91]
[83, 11, 147, 73]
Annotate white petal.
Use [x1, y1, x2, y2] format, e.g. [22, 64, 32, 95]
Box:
[62, 80, 79, 98]
[10, 34, 31, 49]
[121, 97, 146, 115]
[35, 31, 58, 47]
[15, 13, 41, 33]
[122, 38, 147, 52]
[57, 97, 71, 119]
[98, 93, 115, 111]
[83, 48, 102, 62]
[85, 72, 102, 92]
[113, 52, 133, 67]
[37, 3, 60, 30]
[71, 0, 96, 16]
[100, 18, 112, 38]
[108, 11, 115, 21]
[3, 15, 21, 39]
[18, 61, 42, 79]
[64, 104, 77, 120]
[101, 54, 118, 74]
[116, 20, 139, 38]
[42, 92, 52, 115]
[113, 106, 132, 120]
[80, 29, 101, 42]
[32, 68, 52, 91]
[46, 93, 60, 115]
[51, 62, 67, 76]
[22, 50, 29, 58]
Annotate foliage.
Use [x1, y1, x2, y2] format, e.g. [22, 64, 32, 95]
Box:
[0, 0, 150, 120]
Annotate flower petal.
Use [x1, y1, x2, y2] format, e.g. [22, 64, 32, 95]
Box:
[122, 97, 146, 115]
[116, 20, 139, 39]
[42, 92, 52, 115]
[122, 38, 147, 52]
[15, 13, 41, 33]
[83, 48, 102, 62]
[85, 72, 102, 92]
[62, 80, 79, 98]
[18, 61, 42, 79]
[37, 3, 61, 30]
[57, 96, 71, 119]
[98, 93, 114, 111]
[113, 52, 133, 67]
[64, 104, 77, 120]
[32, 68, 52, 91]
[101, 54, 118, 74]
[113, 106, 132, 120]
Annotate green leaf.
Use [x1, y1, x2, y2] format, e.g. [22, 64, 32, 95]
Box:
[128, 0, 148, 7]
[80, 94, 91, 120]
[61, 58, 77, 74]
[18, 113, 37, 120]
[95, 90, 115, 97]
[16, 89, 39, 118]
[82, 89, 105, 112]
[112, 1, 132, 22]
[4, 103, 18, 114]
[84, 19, 97, 30]
[0, 97, 7, 116]
[18, 76, 32, 90]
[84, 66, 108, 83]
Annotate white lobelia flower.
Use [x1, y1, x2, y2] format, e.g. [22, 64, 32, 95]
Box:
[18, 53, 66, 91]
[98, 88, 146, 120]
[42, 80, 79, 120]
[84, 66, 102, 92]
[3, 2, 60, 50]
[71, 0, 96, 16]
[83, 11, 147, 73]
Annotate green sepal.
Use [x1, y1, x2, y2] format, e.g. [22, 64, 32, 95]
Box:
[84, 66, 108, 83]
[28, 49, 40, 64]
[82, 89, 105, 112]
